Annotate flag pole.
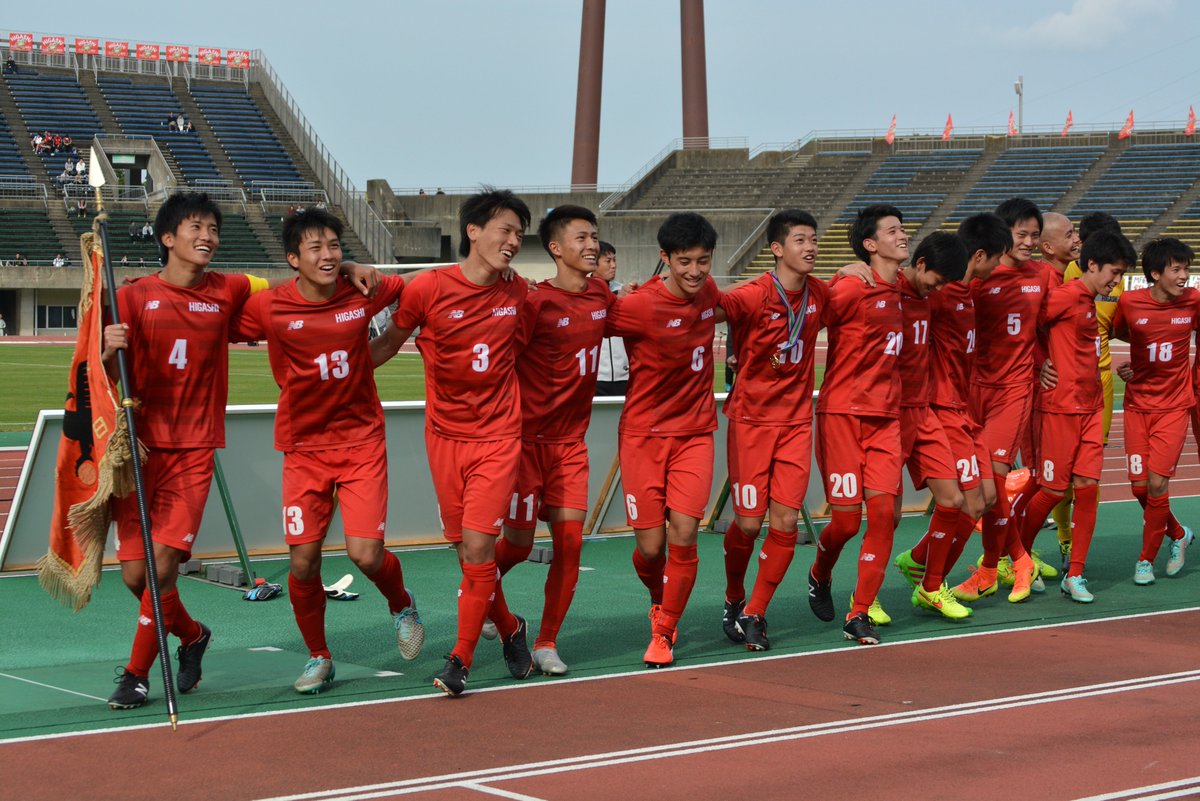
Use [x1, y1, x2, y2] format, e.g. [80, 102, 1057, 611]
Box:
[89, 149, 180, 731]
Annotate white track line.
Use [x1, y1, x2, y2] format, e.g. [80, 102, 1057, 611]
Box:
[1072, 777, 1200, 801]
[0, 672, 107, 702]
[461, 784, 549, 801]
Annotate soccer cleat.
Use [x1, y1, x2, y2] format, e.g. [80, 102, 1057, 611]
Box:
[648, 604, 678, 644]
[108, 668, 149, 710]
[1061, 574, 1095, 604]
[1166, 526, 1194, 577]
[643, 633, 674, 668]
[842, 612, 880, 645]
[738, 612, 770, 651]
[532, 646, 568, 675]
[393, 590, 425, 661]
[978, 554, 1016, 586]
[951, 567, 999, 603]
[722, 599, 746, 644]
[807, 570, 835, 622]
[1031, 574, 1046, 594]
[893, 549, 925, 589]
[1133, 559, 1155, 586]
[1031, 549, 1058, 579]
[1008, 557, 1036, 603]
[1059, 540, 1072, 574]
[850, 594, 891, 626]
[433, 654, 468, 696]
[501, 615, 534, 679]
[293, 656, 335, 694]
[175, 622, 211, 694]
[480, 620, 498, 640]
[912, 584, 972, 621]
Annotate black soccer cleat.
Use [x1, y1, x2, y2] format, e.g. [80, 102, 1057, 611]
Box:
[108, 668, 150, 710]
[722, 598, 746, 644]
[842, 612, 881, 646]
[739, 612, 770, 651]
[176, 622, 212, 694]
[808, 570, 835, 622]
[501, 615, 534, 679]
[433, 654, 469, 697]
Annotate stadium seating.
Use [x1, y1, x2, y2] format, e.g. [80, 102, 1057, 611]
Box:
[1156, 196, 1200, 255]
[3, 72, 101, 182]
[0, 111, 30, 178]
[66, 211, 160, 264]
[0, 207, 63, 262]
[188, 85, 303, 187]
[1071, 144, 1200, 242]
[632, 166, 778, 209]
[947, 146, 1105, 222]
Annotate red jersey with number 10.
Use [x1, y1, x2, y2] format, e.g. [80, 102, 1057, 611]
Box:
[1038, 278, 1102, 413]
[815, 272, 902, 418]
[515, 277, 615, 443]
[972, 260, 1052, 388]
[928, 281, 975, 409]
[1113, 287, 1199, 412]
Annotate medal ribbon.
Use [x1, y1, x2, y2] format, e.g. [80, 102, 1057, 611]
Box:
[769, 272, 810, 355]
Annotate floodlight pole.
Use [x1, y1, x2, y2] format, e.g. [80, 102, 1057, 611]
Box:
[1014, 76, 1024, 133]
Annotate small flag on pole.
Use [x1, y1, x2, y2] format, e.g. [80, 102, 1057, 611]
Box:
[1062, 109, 1074, 138]
[1118, 109, 1134, 139]
[885, 114, 897, 144]
[1185, 106, 1196, 137]
[942, 113, 954, 141]
[1008, 111, 1018, 136]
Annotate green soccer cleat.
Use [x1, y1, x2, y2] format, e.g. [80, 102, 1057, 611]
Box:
[893, 549, 925, 590]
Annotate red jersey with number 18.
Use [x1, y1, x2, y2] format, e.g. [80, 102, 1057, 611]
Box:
[514, 277, 615, 443]
[233, 275, 404, 451]
[928, 281, 976, 409]
[815, 272, 902, 417]
[392, 265, 528, 441]
[1113, 287, 1199, 412]
[972, 260, 1052, 389]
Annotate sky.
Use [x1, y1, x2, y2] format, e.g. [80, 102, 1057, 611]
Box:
[7, 0, 1200, 191]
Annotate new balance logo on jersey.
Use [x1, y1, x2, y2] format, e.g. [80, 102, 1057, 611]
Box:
[335, 308, 366, 324]
[956, 303, 965, 311]
[377, 522, 386, 532]
[448, 309, 465, 319]
[491, 306, 518, 317]
[771, 312, 782, 320]
[989, 287, 1002, 295]
[188, 301, 221, 313]
[701, 308, 714, 320]
[144, 300, 160, 310]
[287, 320, 305, 330]
[183, 533, 194, 543]
[1020, 285, 1042, 294]
[806, 303, 817, 314]
[1136, 318, 1149, 325]
[556, 317, 570, 328]
[591, 309, 607, 320]
[876, 300, 887, 308]
[666, 318, 682, 328]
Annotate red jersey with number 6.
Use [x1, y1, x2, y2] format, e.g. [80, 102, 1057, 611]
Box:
[1113, 287, 1199, 412]
[815, 272, 902, 418]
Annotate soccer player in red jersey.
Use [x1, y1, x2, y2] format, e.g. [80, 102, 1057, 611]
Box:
[1019, 230, 1133, 603]
[371, 188, 531, 696]
[232, 209, 423, 694]
[718, 209, 829, 651]
[492, 204, 614, 675]
[809, 204, 905, 646]
[607, 212, 722, 668]
[1111, 238, 1196, 584]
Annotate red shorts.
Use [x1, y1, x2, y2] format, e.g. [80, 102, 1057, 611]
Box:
[815, 413, 902, 505]
[726, 418, 812, 515]
[619, 433, 714, 528]
[114, 447, 214, 561]
[900, 407, 958, 490]
[281, 439, 388, 544]
[1037, 410, 1104, 491]
[1125, 407, 1189, 481]
[426, 430, 521, 541]
[934, 405, 990, 488]
[970, 383, 1035, 468]
[506, 439, 590, 530]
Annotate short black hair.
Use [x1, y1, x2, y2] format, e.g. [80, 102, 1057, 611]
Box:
[957, 213, 1011, 258]
[912, 231, 968, 282]
[1080, 230, 1136, 274]
[599, 240, 616, 256]
[282, 207, 343, 256]
[458, 186, 531, 258]
[1141, 237, 1195, 281]
[155, 192, 222, 265]
[1078, 212, 1122, 244]
[657, 212, 717, 255]
[536, 204, 597, 257]
[849, 204, 903, 263]
[766, 209, 818, 248]
[994, 197, 1043, 232]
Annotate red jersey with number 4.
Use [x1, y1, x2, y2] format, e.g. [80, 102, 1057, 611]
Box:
[897, 271, 933, 409]
[607, 276, 720, 437]
[722, 273, 829, 425]
[972, 260, 1052, 388]
[515, 277, 615, 442]
[928, 281, 976, 409]
[1113, 287, 1199, 412]
[1038, 278, 1102, 413]
[815, 271, 902, 418]
[115, 271, 253, 448]
[233, 275, 404, 451]
[392, 265, 528, 440]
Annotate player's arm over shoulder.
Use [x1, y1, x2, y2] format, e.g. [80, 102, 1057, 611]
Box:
[229, 288, 268, 342]
[823, 273, 863, 326]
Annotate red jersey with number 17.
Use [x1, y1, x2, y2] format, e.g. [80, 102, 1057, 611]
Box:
[897, 271, 933, 409]
[928, 281, 976, 409]
[972, 260, 1053, 388]
[1112, 287, 1199, 412]
[815, 271, 902, 418]
[392, 265, 529, 441]
[1038, 278, 1102, 414]
[514, 277, 615, 443]
[232, 275, 404, 451]
[115, 271, 254, 449]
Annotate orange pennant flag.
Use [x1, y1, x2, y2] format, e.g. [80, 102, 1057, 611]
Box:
[885, 114, 897, 144]
[1118, 109, 1134, 139]
[942, 113, 954, 141]
[1008, 111, 1018, 136]
[1062, 109, 1074, 138]
[1186, 106, 1196, 137]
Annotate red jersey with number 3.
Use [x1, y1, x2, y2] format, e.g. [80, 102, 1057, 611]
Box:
[1113, 287, 1199, 412]
[928, 281, 976, 409]
[815, 271, 902, 418]
[115, 271, 253, 448]
[233, 275, 404, 451]
[607, 276, 720, 437]
[515, 277, 615, 443]
[1038, 278, 1102, 413]
[897, 271, 932, 409]
[721, 272, 828, 425]
[392, 265, 529, 440]
[972, 260, 1052, 388]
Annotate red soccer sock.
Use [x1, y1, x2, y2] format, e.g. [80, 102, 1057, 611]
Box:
[495, 535, 533, 575]
[812, 508, 862, 582]
[920, 504, 962, 591]
[1069, 485, 1099, 577]
[910, 535, 930, 568]
[980, 474, 1010, 569]
[536, 519, 583, 649]
[1131, 484, 1148, 509]
[451, 560, 496, 669]
[1010, 473, 1039, 552]
[722, 521, 757, 604]
[487, 537, 530, 639]
[1135, 484, 1187, 542]
[1140, 493, 1172, 563]
[632, 548, 666, 605]
[1019, 488, 1062, 563]
[126, 589, 161, 676]
[943, 511, 978, 575]
[288, 573, 330, 659]
[656, 543, 698, 636]
[850, 495, 895, 616]
[160, 587, 202, 644]
[364, 549, 411, 614]
[743, 527, 797, 618]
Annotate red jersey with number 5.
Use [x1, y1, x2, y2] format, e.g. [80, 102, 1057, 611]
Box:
[1038, 278, 1102, 413]
[233, 275, 404, 451]
[607, 276, 720, 437]
[115, 271, 254, 448]
[928, 281, 976, 409]
[1113, 287, 1199, 412]
[815, 272, 902, 418]
[515, 277, 615, 443]
[392, 265, 528, 440]
[972, 260, 1052, 388]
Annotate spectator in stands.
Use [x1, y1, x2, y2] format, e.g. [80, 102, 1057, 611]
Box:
[128, 222, 140, 242]
[13, 252, 28, 266]
[56, 165, 73, 185]
[435, 187, 445, 195]
[76, 159, 87, 176]
[418, 189, 426, 197]
[593, 241, 629, 396]
[120, 255, 129, 266]
[53, 253, 66, 268]
[0, 313, 6, 336]
[183, 120, 194, 132]
[176, 114, 185, 132]
[3, 57, 16, 74]
[75, 198, 88, 218]
[314, 200, 327, 210]
[141, 221, 153, 241]
[165, 113, 177, 131]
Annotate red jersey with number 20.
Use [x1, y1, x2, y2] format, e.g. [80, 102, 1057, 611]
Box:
[1113, 287, 1199, 412]
[972, 260, 1052, 389]
[816, 272, 902, 418]
[1038, 279, 1102, 414]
